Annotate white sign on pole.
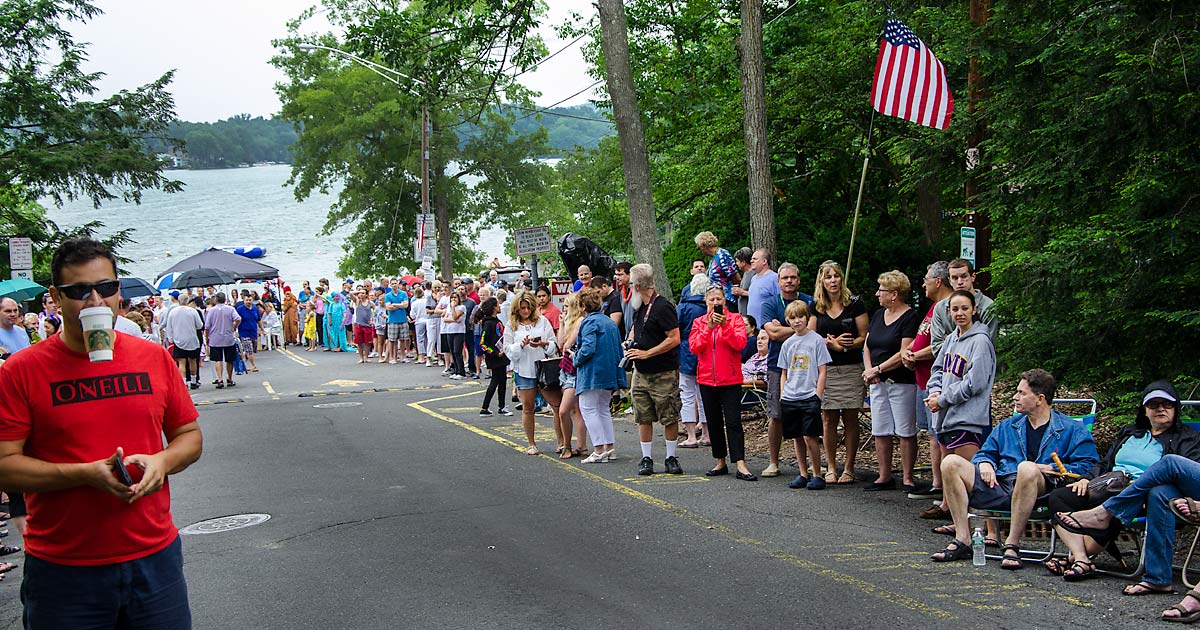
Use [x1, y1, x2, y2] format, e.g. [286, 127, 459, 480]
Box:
[414, 214, 437, 262]
[8, 237, 33, 269]
[960, 227, 977, 268]
[513, 226, 553, 257]
[10, 269, 33, 281]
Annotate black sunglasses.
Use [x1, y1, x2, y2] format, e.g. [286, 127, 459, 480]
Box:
[56, 280, 121, 301]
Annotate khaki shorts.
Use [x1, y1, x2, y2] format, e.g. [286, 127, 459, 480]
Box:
[631, 369, 681, 426]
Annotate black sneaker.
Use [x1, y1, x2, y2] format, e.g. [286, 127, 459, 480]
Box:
[664, 456, 683, 475]
[189, 381, 200, 390]
[638, 456, 655, 476]
[908, 486, 943, 499]
[479, 409, 493, 416]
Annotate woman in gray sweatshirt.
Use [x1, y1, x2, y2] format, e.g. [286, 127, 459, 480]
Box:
[925, 290, 996, 454]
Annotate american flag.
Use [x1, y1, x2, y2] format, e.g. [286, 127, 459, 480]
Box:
[871, 18, 954, 130]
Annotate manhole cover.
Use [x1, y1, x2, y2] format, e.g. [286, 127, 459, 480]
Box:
[313, 401, 363, 409]
[180, 513, 271, 535]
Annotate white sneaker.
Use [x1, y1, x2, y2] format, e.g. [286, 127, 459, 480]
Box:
[761, 463, 781, 477]
[402, 358, 411, 363]
[368, 352, 378, 358]
[449, 374, 464, 380]
[499, 407, 514, 416]
[425, 359, 433, 367]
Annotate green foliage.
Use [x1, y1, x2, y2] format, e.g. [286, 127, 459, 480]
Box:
[457, 103, 614, 154]
[559, 0, 1198, 405]
[0, 0, 182, 208]
[145, 116, 299, 169]
[272, 0, 553, 278]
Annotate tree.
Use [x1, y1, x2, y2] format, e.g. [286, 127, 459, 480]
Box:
[272, 0, 553, 279]
[596, 0, 673, 300]
[737, 0, 776, 255]
[0, 0, 182, 209]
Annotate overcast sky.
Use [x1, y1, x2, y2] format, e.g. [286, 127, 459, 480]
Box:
[73, 0, 600, 122]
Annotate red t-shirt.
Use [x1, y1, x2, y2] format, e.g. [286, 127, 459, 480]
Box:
[541, 302, 561, 332]
[0, 334, 199, 566]
[912, 304, 936, 389]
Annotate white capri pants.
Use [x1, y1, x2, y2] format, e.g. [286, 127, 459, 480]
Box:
[679, 372, 707, 424]
[577, 388, 616, 447]
[414, 317, 428, 354]
[869, 381, 918, 438]
[423, 318, 440, 355]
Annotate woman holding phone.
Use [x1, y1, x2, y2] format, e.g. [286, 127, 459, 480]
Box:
[504, 291, 558, 455]
[811, 260, 868, 484]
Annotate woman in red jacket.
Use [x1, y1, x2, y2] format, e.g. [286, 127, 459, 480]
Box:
[689, 285, 756, 481]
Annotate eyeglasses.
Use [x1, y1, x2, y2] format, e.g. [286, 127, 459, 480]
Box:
[1146, 400, 1174, 410]
[56, 280, 120, 301]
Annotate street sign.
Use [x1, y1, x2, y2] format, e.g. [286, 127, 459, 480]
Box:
[10, 269, 32, 281]
[549, 279, 572, 311]
[514, 226, 553, 257]
[960, 227, 977, 268]
[414, 214, 437, 261]
[8, 237, 32, 269]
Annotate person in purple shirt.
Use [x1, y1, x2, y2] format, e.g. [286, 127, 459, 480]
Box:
[204, 293, 240, 388]
[235, 294, 263, 373]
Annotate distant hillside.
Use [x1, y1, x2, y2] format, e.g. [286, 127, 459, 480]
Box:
[151, 104, 612, 169]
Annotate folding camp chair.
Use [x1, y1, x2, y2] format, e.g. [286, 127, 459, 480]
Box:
[741, 380, 769, 414]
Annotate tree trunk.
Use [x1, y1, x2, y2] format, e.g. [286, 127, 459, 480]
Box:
[737, 0, 776, 255]
[596, 0, 673, 300]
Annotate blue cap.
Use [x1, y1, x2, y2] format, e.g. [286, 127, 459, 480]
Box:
[169, 290, 180, 297]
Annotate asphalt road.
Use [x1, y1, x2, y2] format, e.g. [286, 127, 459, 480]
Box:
[0, 346, 1182, 628]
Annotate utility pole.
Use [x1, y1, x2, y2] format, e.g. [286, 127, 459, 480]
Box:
[964, 0, 991, 288]
[596, 0, 673, 300]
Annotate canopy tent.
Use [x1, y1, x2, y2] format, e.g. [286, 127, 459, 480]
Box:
[157, 248, 279, 283]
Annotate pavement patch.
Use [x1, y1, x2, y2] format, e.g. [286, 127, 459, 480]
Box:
[313, 401, 364, 409]
[195, 399, 245, 406]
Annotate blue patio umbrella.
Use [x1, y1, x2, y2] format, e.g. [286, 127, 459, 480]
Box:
[156, 273, 181, 291]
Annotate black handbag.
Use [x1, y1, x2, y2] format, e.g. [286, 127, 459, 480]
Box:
[536, 357, 562, 390]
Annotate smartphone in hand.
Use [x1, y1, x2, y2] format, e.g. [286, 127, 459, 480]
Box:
[714, 304, 724, 315]
[112, 460, 133, 486]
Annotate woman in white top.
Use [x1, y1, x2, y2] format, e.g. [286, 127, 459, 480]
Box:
[435, 285, 452, 370]
[504, 291, 559, 455]
[441, 291, 468, 378]
[423, 283, 443, 367]
[410, 285, 428, 364]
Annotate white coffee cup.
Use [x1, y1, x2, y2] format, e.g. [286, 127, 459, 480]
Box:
[78, 306, 116, 362]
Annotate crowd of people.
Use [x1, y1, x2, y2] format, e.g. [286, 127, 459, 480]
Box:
[1, 232, 1198, 623]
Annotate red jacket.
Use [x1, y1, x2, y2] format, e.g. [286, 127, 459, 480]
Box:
[688, 312, 746, 386]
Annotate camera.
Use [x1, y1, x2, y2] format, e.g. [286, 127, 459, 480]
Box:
[618, 340, 638, 370]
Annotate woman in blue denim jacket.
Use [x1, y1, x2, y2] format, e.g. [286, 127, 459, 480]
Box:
[574, 288, 627, 464]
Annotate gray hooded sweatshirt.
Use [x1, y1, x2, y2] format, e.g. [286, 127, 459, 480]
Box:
[927, 321, 996, 434]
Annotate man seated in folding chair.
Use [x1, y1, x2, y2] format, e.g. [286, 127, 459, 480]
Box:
[931, 369, 1098, 568]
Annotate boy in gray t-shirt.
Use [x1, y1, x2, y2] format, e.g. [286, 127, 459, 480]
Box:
[777, 300, 832, 489]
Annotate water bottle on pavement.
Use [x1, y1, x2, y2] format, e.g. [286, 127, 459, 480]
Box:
[972, 527, 986, 566]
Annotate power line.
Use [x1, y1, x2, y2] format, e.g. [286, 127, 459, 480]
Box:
[505, 102, 611, 124]
[514, 79, 605, 123]
[765, 0, 801, 28]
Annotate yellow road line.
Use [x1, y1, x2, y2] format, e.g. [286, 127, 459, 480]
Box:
[409, 390, 954, 621]
[263, 381, 276, 395]
[278, 347, 315, 366]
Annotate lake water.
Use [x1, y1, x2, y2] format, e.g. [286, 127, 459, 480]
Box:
[42, 164, 511, 285]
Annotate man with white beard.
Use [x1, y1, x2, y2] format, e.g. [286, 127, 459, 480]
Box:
[625, 264, 684, 476]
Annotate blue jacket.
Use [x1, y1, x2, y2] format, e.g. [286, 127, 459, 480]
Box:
[676, 293, 708, 376]
[972, 409, 1099, 477]
[573, 311, 627, 394]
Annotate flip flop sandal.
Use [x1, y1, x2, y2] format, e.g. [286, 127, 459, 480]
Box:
[824, 471, 838, 485]
[0, 561, 15, 574]
[0, 545, 20, 557]
[677, 440, 700, 449]
[1000, 544, 1024, 570]
[1163, 590, 1200, 623]
[1043, 557, 1070, 576]
[1124, 581, 1174, 596]
[1054, 511, 1109, 538]
[985, 537, 1002, 549]
[930, 539, 972, 563]
[1171, 498, 1200, 527]
[1062, 560, 1098, 582]
[931, 524, 956, 536]
[838, 471, 856, 484]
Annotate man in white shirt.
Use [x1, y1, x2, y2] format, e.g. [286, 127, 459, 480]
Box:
[164, 297, 204, 389]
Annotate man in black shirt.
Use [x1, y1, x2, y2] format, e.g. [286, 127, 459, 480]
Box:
[626, 264, 683, 476]
[589, 276, 626, 339]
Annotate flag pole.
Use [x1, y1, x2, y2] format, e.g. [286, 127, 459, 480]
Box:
[845, 108, 876, 282]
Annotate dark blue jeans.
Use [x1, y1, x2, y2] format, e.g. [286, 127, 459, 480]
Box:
[1102, 454, 1200, 587]
[22, 535, 191, 629]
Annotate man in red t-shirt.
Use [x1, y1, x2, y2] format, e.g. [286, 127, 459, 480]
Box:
[0, 238, 202, 628]
[903, 261, 953, 514]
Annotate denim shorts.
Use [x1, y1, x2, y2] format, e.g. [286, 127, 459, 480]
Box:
[514, 374, 537, 391]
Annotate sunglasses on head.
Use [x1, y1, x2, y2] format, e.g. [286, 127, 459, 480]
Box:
[56, 280, 121, 301]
